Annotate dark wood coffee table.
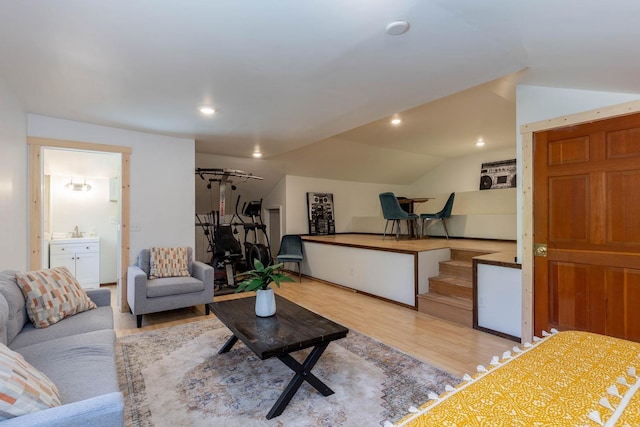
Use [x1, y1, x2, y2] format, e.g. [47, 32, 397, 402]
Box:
[208, 295, 349, 419]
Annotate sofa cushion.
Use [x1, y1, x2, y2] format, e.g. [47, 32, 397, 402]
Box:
[149, 247, 190, 278]
[17, 330, 118, 404]
[146, 276, 204, 298]
[0, 342, 61, 420]
[0, 271, 28, 345]
[8, 306, 114, 350]
[15, 267, 97, 329]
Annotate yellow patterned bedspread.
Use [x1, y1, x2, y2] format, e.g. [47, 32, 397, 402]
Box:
[395, 331, 640, 426]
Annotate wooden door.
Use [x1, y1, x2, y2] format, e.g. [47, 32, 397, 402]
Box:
[534, 112, 640, 341]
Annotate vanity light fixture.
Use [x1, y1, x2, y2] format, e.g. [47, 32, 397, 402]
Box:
[476, 138, 485, 147]
[199, 106, 216, 115]
[65, 179, 92, 192]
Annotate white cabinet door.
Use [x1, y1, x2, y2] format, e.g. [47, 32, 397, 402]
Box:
[49, 239, 100, 289]
[74, 252, 100, 289]
[49, 254, 77, 275]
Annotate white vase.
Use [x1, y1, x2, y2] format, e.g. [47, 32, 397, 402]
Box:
[255, 288, 276, 317]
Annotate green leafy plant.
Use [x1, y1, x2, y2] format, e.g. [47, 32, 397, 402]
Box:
[235, 259, 295, 292]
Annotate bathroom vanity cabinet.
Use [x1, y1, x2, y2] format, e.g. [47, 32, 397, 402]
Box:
[49, 238, 100, 289]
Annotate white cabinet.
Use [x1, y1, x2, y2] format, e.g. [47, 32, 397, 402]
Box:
[49, 238, 100, 289]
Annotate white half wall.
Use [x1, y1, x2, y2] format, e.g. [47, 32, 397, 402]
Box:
[27, 114, 196, 264]
[0, 77, 27, 271]
[477, 263, 522, 338]
[303, 241, 416, 306]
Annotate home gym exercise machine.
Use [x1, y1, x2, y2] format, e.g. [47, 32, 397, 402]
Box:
[232, 196, 271, 270]
[195, 168, 271, 292]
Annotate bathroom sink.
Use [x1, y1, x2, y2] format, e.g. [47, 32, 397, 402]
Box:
[50, 237, 99, 244]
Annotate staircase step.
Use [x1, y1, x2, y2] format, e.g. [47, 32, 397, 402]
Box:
[417, 293, 473, 327]
[450, 249, 490, 263]
[439, 260, 472, 280]
[429, 276, 472, 299]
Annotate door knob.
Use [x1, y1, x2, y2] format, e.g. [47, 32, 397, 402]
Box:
[534, 243, 547, 257]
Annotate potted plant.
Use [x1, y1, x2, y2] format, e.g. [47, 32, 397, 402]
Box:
[235, 259, 295, 316]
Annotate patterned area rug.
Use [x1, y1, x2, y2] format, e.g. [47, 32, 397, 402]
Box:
[117, 317, 458, 426]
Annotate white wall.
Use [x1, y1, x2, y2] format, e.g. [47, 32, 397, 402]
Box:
[408, 147, 516, 195]
[49, 175, 119, 282]
[27, 115, 196, 264]
[515, 85, 640, 261]
[263, 175, 286, 243]
[0, 78, 27, 271]
[283, 175, 408, 235]
[404, 147, 518, 239]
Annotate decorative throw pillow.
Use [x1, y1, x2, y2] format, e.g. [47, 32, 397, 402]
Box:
[149, 247, 190, 279]
[15, 266, 97, 329]
[0, 342, 61, 420]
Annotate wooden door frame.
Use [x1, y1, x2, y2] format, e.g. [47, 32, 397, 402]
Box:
[28, 137, 131, 312]
[520, 99, 640, 343]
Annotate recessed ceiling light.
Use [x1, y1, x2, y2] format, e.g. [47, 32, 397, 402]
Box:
[391, 118, 402, 126]
[199, 106, 216, 115]
[386, 20, 410, 36]
[476, 138, 485, 147]
[252, 152, 262, 158]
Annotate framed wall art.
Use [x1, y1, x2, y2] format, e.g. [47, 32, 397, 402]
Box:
[479, 159, 516, 190]
[307, 192, 335, 235]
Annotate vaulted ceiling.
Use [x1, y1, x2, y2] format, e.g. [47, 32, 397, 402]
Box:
[2, 1, 640, 186]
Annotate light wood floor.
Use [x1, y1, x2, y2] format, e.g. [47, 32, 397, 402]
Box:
[108, 275, 514, 377]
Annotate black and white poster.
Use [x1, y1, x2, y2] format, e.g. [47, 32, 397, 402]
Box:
[307, 192, 335, 235]
[479, 159, 517, 190]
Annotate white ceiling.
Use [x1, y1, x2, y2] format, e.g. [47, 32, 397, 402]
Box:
[2, 1, 640, 186]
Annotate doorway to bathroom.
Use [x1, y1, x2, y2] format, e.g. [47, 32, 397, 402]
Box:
[28, 137, 131, 312]
[42, 148, 121, 289]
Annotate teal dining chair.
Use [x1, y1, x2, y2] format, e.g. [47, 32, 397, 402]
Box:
[276, 234, 304, 281]
[420, 192, 455, 239]
[379, 192, 419, 240]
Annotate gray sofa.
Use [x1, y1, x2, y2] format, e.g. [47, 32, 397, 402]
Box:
[0, 270, 123, 426]
[127, 247, 214, 328]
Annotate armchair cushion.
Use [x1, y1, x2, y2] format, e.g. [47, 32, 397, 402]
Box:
[149, 247, 190, 279]
[146, 276, 204, 298]
[14, 267, 96, 329]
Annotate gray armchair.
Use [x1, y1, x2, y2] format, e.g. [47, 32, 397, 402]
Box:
[127, 247, 214, 327]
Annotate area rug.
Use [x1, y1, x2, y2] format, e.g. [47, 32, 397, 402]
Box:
[116, 317, 458, 426]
